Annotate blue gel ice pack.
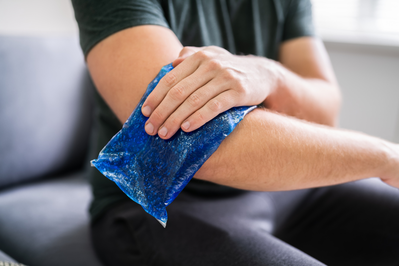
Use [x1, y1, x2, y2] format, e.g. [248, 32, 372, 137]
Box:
[91, 63, 256, 227]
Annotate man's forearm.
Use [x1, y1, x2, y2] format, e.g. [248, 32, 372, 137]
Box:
[264, 38, 341, 127]
[195, 107, 398, 190]
[265, 65, 341, 126]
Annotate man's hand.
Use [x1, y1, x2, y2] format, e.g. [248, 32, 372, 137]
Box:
[142, 38, 341, 140]
[141, 46, 279, 139]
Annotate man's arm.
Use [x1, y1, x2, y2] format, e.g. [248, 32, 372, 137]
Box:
[87, 25, 183, 123]
[87, 25, 399, 190]
[196, 108, 399, 190]
[266, 37, 341, 126]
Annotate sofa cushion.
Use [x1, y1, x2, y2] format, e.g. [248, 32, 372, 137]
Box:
[0, 172, 103, 266]
[0, 250, 17, 263]
[0, 36, 94, 188]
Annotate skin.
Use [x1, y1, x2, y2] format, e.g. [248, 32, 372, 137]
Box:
[142, 42, 341, 138]
[87, 25, 399, 190]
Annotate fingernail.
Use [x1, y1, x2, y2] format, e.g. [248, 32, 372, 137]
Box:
[142, 106, 152, 117]
[159, 127, 168, 137]
[182, 121, 190, 130]
[145, 122, 154, 134]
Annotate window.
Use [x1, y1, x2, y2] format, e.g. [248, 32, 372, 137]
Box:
[313, 0, 399, 46]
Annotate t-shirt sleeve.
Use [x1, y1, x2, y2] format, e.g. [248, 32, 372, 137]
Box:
[71, 0, 170, 57]
[282, 0, 315, 42]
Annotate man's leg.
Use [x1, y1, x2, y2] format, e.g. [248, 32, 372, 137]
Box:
[273, 178, 399, 266]
[91, 189, 325, 266]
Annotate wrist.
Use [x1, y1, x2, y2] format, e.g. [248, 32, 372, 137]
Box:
[259, 57, 283, 98]
[261, 59, 297, 113]
[379, 142, 399, 187]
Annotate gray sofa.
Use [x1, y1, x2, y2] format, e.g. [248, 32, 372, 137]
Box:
[0, 250, 17, 264]
[0, 35, 103, 266]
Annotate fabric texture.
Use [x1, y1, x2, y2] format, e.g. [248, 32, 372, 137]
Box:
[72, 0, 314, 59]
[0, 262, 25, 266]
[0, 172, 103, 266]
[92, 178, 399, 266]
[0, 36, 93, 188]
[71, 0, 315, 223]
[0, 250, 17, 264]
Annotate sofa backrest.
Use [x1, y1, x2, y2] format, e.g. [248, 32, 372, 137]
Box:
[0, 36, 94, 188]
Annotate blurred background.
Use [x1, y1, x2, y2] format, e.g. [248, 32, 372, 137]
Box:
[0, 0, 398, 142]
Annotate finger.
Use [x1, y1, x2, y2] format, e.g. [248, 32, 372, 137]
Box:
[181, 90, 238, 133]
[173, 57, 188, 67]
[145, 65, 214, 135]
[157, 79, 231, 139]
[173, 46, 202, 67]
[141, 55, 200, 118]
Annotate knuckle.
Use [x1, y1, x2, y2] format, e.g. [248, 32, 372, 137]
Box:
[196, 111, 206, 123]
[183, 46, 195, 53]
[152, 109, 164, 122]
[169, 85, 185, 101]
[168, 116, 181, 128]
[233, 79, 246, 93]
[188, 93, 202, 107]
[207, 59, 222, 71]
[222, 69, 235, 80]
[181, 47, 191, 53]
[163, 72, 177, 86]
[195, 50, 208, 60]
[180, 47, 192, 56]
[208, 99, 223, 112]
[222, 70, 245, 92]
[208, 45, 227, 54]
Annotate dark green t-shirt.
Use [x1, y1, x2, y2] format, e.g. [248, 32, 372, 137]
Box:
[72, 0, 315, 222]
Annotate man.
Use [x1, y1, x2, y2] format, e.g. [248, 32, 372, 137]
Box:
[72, 0, 399, 265]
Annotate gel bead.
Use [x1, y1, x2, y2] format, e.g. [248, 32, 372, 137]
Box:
[91, 63, 256, 227]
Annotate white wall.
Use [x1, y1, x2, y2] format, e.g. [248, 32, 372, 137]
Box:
[326, 42, 399, 142]
[0, 0, 77, 35]
[1, 0, 398, 142]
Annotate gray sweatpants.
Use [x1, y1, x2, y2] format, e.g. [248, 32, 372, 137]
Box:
[91, 178, 399, 266]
